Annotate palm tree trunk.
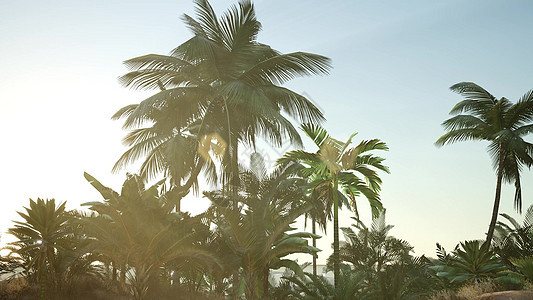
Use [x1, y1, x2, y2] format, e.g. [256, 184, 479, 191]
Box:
[312, 218, 317, 276]
[40, 270, 46, 300]
[333, 177, 340, 290]
[231, 137, 239, 208]
[263, 267, 269, 297]
[486, 143, 504, 245]
[230, 137, 240, 299]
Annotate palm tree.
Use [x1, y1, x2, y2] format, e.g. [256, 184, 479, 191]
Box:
[279, 124, 389, 289]
[82, 172, 218, 299]
[333, 211, 412, 278]
[204, 153, 320, 299]
[112, 0, 331, 210]
[8, 198, 71, 300]
[436, 82, 533, 244]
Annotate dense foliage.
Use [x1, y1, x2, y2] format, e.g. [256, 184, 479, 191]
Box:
[2, 1, 533, 300]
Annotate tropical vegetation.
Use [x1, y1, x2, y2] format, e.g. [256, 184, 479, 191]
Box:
[3, 1, 533, 300]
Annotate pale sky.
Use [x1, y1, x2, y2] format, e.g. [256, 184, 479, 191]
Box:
[1, 0, 533, 262]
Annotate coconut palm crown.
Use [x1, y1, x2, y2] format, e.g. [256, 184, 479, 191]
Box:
[204, 153, 320, 299]
[111, 0, 331, 206]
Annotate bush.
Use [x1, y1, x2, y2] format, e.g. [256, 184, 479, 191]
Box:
[428, 279, 500, 300]
[456, 279, 498, 299]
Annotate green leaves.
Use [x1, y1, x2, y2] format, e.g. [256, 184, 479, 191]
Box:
[449, 82, 497, 109]
[240, 52, 331, 85]
[437, 82, 533, 217]
[280, 267, 368, 300]
[281, 124, 388, 216]
[205, 153, 318, 298]
[7, 198, 73, 297]
[510, 256, 533, 283]
[493, 204, 533, 269]
[83, 172, 119, 204]
[113, 0, 329, 193]
[279, 125, 388, 290]
[430, 240, 506, 284]
[82, 173, 219, 298]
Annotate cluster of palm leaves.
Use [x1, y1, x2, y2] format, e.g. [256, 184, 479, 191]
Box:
[272, 211, 433, 300]
[279, 123, 389, 288]
[2, 144, 387, 299]
[424, 203, 533, 296]
[204, 154, 320, 299]
[4, 199, 106, 299]
[490, 203, 533, 285]
[493, 204, 533, 267]
[332, 211, 433, 299]
[430, 241, 507, 286]
[275, 265, 369, 300]
[81, 172, 220, 299]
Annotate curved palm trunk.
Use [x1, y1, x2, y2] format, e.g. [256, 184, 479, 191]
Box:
[486, 143, 504, 246]
[332, 177, 340, 290]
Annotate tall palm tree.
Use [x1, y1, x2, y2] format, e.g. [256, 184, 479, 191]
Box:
[112, 0, 331, 210]
[436, 82, 533, 244]
[8, 198, 71, 300]
[279, 124, 389, 289]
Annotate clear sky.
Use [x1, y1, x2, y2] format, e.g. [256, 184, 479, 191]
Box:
[1, 0, 533, 262]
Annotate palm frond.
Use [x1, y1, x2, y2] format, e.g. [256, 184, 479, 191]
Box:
[435, 128, 486, 146]
[301, 123, 330, 148]
[240, 52, 331, 85]
[449, 82, 497, 113]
